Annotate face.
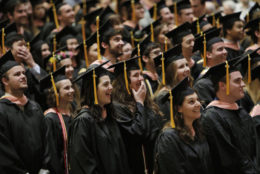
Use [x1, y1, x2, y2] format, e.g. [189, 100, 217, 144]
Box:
[227, 21, 244, 41]
[108, 34, 124, 57]
[227, 71, 245, 101]
[175, 58, 190, 82]
[41, 43, 51, 59]
[88, 43, 98, 64]
[66, 38, 79, 54]
[11, 40, 27, 63]
[160, 7, 174, 24]
[149, 47, 162, 60]
[57, 79, 74, 103]
[207, 42, 227, 66]
[181, 34, 195, 53]
[33, 3, 45, 19]
[190, 0, 205, 17]
[58, 4, 75, 25]
[178, 92, 201, 122]
[59, 58, 74, 80]
[97, 75, 113, 107]
[129, 69, 144, 91]
[179, 8, 194, 24]
[157, 25, 171, 46]
[135, 4, 145, 20]
[25, 2, 32, 16]
[3, 65, 27, 91]
[9, 3, 28, 25]
[121, 43, 132, 61]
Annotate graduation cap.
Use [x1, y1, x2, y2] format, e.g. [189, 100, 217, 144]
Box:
[79, 0, 98, 16]
[220, 12, 242, 30]
[175, 0, 191, 13]
[233, 47, 260, 83]
[141, 18, 161, 42]
[161, 77, 190, 128]
[48, 0, 64, 29]
[245, 2, 260, 23]
[120, 0, 140, 21]
[84, 7, 103, 25]
[191, 15, 208, 35]
[192, 28, 222, 67]
[99, 6, 116, 25]
[30, 0, 44, 7]
[40, 66, 66, 106]
[73, 61, 110, 104]
[148, 0, 166, 21]
[2, 23, 17, 54]
[165, 22, 192, 45]
[251, 65, 260, 81]
[207, 11, 222, 28]
[55, 26, 78, 47]
[153, 44, 182, 85]
[244, 17, 260, 39]
[205, 58, 240, 95]
[109, 56, 140, 94]
[0, 19, 10, 29]
[0, 51, 19, 77]
[131, 34, 153, 57]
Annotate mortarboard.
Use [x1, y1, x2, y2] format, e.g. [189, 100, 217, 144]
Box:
[205, 57, 240, 95]
[251, 65, 260, 81]
[141, 18, 161, 42]
[55, 26, 78, 48]
[161, 77, 190, 128]
[220, 12, 242, 29]
[192, 28, 222, 67]
[166, 22, 192, 45]
[245, 2, 260, 23]
[244, 17, 260, 38]
[120, 0, 141, 21]
[207, 11, 222, 28]
[79, 0, 99, 16]
[0, 51, 19, 77]
[99, 6, 116, 25]
[191, 15, 208, 35]
[2, 22, 17, 54]
[131, 34, 153, 57]
[84, 7, 103, 25]
[153, 44, 182, 85]
[148, 0, 166, 21]
[233, 48, 260, 83]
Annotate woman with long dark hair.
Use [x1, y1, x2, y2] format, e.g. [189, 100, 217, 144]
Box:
[154, 77, 213, 174]
[110, 57, 162, 174]
[69, 63, 131, 174]
[40, 66, 75, 174]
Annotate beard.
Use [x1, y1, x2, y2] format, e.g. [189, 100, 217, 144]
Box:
[109, 46, 123, 59]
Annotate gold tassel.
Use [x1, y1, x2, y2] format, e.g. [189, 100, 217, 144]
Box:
[2, 28, 5, 54]
[150, 23, 154, 42]
[196, 19, 200, 34]
[130, 31, 135, 48]
[153, 4, 157, 21]
[131, 0, 136, 21]
[225, 61, 230, 95]
[246, 13, 249, 23]
[51, 1, 59, 30]
[93, 69, 98, 104]
[96, 16, 101, 60]
[115, 0, 118, 14]
[53, 35, 57, 53]
[216, 18, 220, 28]
[27, 42, 30, 50]
[248, 54, 251, 84]
[164, 38, 167, 51]
[51, 73, 59, 106]
[174, 2, 178, 27]
[203, 34, 206, 67]
[52, 52, 57, 72]
[83, 41, 89, 67]
[169, 90, 175, 128]
[212, 13, 215, 27]
[161, 52, 165, 85]
[137, 44, 143, 72]
[124, 61, 131, 94]
[81, 18, 86, 41]
[83, 0, 87, 16]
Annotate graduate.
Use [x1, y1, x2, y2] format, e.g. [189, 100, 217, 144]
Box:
[69, 62, 131, 174]
[154, 77, 213, 174]
[202, 59, 257, 173]
[41, 66, 74, 174]
[110, 57, 162, 174]
[0, 51, 49, 173]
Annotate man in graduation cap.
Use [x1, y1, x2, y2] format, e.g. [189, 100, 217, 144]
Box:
[0, 51, 50, 174]
[176, 0, 194, 25]
[244, 17, 260, 52]
[189, 0, 206, 18]
[222, 12, 245, 59]
[202, 60, 257, 174]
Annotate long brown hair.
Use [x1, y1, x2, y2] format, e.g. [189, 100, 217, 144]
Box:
[112, 72, 163, 116]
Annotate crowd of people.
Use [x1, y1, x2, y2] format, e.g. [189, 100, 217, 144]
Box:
[0, 0, 259, 173]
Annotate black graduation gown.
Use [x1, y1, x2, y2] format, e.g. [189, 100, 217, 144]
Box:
[114, 102, 161, 174]
[191, 61, 203, 81]
[0, 98, 47, 174]
[253, 115, 260, 173]
[69, 108, 131, 174]
[143, 74, 159, 95]
[202, 106, 257, 174]
[154, 128, 214, 174]
[44, 112, 72, 174]
[154, 90, 170, 126]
